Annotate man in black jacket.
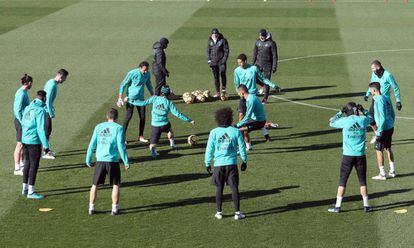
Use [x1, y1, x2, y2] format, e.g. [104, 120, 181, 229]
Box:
[252, 29, 278, 104]
[152, 37, 169, 96]
[207, 28, 229, 98]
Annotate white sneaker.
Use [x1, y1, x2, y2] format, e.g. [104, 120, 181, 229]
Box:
[14, 169, 23, 176]
[388, 171, 396, 178]
[234, 212, 246, 220]
[42, 151, 56, 160]
[369, 136, 377, 144]
[372, 174, 387, 180]
[214, 212, 223, 220]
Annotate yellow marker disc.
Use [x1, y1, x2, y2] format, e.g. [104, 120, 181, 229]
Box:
[394, 209, 407, 214]
[39, 208, 53, 212]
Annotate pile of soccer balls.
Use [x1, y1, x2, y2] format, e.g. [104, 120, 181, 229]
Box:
[182, 90, 211, 104]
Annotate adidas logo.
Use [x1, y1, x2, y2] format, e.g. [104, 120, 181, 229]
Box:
[218, 133, 231, 143]
[348, 122, 363, 132]
[99, 128, 111, 137]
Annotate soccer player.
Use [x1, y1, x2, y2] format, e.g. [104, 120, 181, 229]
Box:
[13, 74, 33, 175]
[21, 90, 50, 199]
[206, 28, 229, 98]
[152, 38, 169, 96]
[235, 84, 270, 150]
[129, 85, 195, 158]
[86, 108, 129, 215]
[205, 107, 247, 220]
[252, 29, 278, 104]
[368, 82, 396, 180]
[364, 60, 401, 144]
[43, 68, 69, 159]
[328, 102, 373, 213]
[117, 61, 154, 143]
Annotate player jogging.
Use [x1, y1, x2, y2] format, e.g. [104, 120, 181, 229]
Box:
[235, 84, 270, 150]
[43, 68, 69, 159]
[368, 82, 396, 180]
[205, 107, 247, 220]
[13, 74, 33, 176]
[117, 61, 154, 143]
[86, 108, 129, 216]
[129, 85, 195, 158]
[21, 90, 50, 199]
[328, 102, 373, 213]
[364, 60, 401, 144]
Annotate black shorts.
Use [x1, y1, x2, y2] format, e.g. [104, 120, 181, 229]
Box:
[14, 118, 22, 142]
[369, 99, 375, 125]
[93, 162, 121, 186]
[375, 127, 394, 151]
[339, 155, 367, 187]
[150, 123, 172, 144]
[238, 98, 246, 114]
[211, 165, 239, 187]
[240, 120, 266, 132]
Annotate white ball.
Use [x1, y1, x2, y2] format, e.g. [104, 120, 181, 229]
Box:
[188, 135, 197, 146]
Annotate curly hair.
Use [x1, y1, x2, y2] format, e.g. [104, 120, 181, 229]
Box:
[215, 107, 233, 127]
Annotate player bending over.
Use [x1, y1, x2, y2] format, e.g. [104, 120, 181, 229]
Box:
[21, 90, 50, 199]
[13, 74, 33, 175]
[368, 82, 396, 180]
[86, 108, 130, 215]
[129, 85, 195, 158]
[235, 84, 270, 150]
[328, 102, 373, 213]
[205, 107, 247, 220]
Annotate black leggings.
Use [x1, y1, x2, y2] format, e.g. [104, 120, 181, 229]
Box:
[216, 184, 240, 212]
[22, 144, 42, 186]
[123, 102, 146, 137]
[45, 113, 52, 140]
[257, 68, 272, 100]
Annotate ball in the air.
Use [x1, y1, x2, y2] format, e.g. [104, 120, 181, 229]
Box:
[187, 135, 197, 146]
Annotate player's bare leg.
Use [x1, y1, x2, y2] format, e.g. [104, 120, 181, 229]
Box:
[111, 185, 119, 215]
[88, 185, 97, 215]
[372, 150, 386, 180]
[385, 148, 395, 177]
[13, 142, 24, 175]
[167, 130, 177, 150]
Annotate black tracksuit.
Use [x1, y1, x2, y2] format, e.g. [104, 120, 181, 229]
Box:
[152, 41, 169, 95]
[252, 33, 278, 100]
[206, 34, 229, 93]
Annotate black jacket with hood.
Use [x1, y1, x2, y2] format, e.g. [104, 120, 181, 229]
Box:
[252, 32, 278, 72]
[152, 41, 168, 76]
[206, 33, 229, 67]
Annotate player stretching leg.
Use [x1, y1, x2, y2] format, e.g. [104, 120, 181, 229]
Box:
[235, 85, 269, 150]
[129, 85, 194, 158]
[205, 107, 247, 220]
[21, 91, 50, 199]
[363, 60, 401, 144]
[86, 108, 129, 215]
[368, 82, 396, 180]
[43, 68, 69, 159]
[13, 74, 33, 175]
[117, 61, 154, 143]
[328, 102, 373, 213]
[234, 53, 279, 145]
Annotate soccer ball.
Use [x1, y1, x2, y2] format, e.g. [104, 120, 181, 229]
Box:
[182, 92, 195, 104]
[187, 135, 197, 146]
[195, 93, 206, 103]
[203, 90, 211, 98]
[220, 92, 227, 101]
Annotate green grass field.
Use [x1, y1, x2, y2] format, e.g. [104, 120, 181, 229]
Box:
[1, 0, 414, 247]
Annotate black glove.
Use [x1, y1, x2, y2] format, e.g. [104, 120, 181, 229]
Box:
[44, 148, 50, 153]
[206, 166, 212, 174]
[275, 87, 281, 93]
[375, 135, 382, 143]
[272, 68, 277, 74]
[356, 104, 365, 112]
[241, 162, 247, 171]
[396, 102, 402, 111]
[364, 96, 369, 102]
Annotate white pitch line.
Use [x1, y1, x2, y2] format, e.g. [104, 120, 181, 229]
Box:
[273, 48, 414, 120]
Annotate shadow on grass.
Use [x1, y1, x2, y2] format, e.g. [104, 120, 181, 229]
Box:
[291, 92, 364, 101]
[250, 142, 342, 154]
[113, 185, 300, 215]
[281, 85, 336, 93]
[39, 163, 85, 172]
[246, 188, 412, 218]
[40, 173, 210, 196]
